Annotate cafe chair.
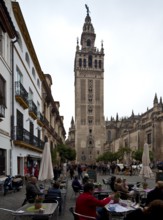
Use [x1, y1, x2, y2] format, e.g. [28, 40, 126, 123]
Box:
[69, 207, 96, 220]
[102, 179, 110, 189]
[43, 195, 62, 214]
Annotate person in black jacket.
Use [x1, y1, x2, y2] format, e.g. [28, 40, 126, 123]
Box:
[22, 176, 41, 205]
[146, 181, 163, 205]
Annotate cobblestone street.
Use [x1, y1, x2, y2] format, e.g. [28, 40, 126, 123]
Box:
[0, 172, 156, 220]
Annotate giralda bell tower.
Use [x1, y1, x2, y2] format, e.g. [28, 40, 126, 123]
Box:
[74, 6, 105, 164]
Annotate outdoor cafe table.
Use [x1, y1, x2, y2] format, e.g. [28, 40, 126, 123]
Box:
[105, 200, 136, 220]
[12, 202, 58, 220]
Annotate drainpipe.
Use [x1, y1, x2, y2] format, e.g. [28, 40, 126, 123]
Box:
[10, 38, 17, 175]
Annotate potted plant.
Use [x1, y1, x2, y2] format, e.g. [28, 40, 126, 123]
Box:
[113, 192, 120, 203]
[35, 195, 44, 209]
[142, 182, 148, 189]
[97, 183, 102, 191]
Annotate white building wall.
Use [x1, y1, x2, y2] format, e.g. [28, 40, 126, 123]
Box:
[6, 1, 43, 176]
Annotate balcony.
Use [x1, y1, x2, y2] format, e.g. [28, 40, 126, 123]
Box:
[0, 104, 5, 118]
[13, 126, 44, 152]
[37, 112, 44, 127]
[43, 116, 49, 127]
[15, 82, 28, 109]
[28, 100, 37, 120]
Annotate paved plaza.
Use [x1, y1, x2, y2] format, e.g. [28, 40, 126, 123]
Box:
[0, 172, 156, 220]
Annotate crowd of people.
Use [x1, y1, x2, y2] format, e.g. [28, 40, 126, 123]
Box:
[21, 162, 163, 220]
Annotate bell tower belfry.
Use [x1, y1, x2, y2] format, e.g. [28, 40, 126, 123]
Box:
[74, 5, 105, 163]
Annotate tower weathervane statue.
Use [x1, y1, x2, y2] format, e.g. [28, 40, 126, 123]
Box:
[85, 4, 90, 15]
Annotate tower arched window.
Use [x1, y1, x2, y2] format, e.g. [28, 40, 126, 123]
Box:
[79, 58, 82, 67]
[99, 60, 102, 69]
[94, 60, 97, 68]
[88, 55, 92, 67]
[84, 59, 86, 67]
[87, 39, 91, 47]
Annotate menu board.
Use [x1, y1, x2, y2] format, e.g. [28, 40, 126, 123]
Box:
[87, 169, 97, 182]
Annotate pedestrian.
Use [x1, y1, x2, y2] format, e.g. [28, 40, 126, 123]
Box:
[77, 164, 83, 179]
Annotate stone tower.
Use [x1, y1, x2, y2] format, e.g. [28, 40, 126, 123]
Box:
[74, 6, 105, 164]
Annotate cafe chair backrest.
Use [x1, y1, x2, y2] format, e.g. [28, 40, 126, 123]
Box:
[69, 207, 96, 220]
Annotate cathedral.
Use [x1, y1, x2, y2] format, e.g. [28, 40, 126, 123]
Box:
[66, 7, 163, 164]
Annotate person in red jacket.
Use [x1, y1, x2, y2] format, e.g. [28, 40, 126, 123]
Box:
[75, 182, 112, 220]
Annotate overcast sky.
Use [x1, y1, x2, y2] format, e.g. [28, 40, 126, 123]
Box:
[17, 0, 163, 136]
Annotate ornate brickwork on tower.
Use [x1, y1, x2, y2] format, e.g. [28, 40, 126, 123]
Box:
[73, 7, 105, 163]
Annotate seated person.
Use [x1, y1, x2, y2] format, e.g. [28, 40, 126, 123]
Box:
[22, 176, 41, 205]
[114, 177, 138, 202]
[72, 175, 83, 190]
[45, 181, 62, 213]
[75, 182, 112, 220]
[124, 199, 163, 220]
[122, 178, 134, 191]
[146, 180, 163, 205]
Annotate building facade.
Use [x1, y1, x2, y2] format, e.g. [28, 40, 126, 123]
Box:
[0, 0, 66, 177]
[73, 9, 105, 163]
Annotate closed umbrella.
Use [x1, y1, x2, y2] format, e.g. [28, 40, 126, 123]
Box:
[139, 143, 153, 181]
[38, 142, 54, 181]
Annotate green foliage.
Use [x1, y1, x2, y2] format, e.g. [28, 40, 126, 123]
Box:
[51, 147, 58, 164]
[132, 149, 154, 162]
[96, 151, 119, 162]
[57, 144, 76, 162]
[117, 146, 132, 161]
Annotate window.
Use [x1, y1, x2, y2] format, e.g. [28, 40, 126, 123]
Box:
[25, 52, 30, 67]
[0, 27, 4, 56]
[84, 59, 86, 67]
[88, 105, 93, 114]
[107, 130, 112, 142]
[37, 79, 40, 88]
[0, 75, 6, 107]
[88, 55, 92, 67]
[147, 133, 152, 144]
[99, 60, 102, 69]
[94, 60, 97, 68]
[16, 66, 23, 83]
[16, 32, 23, 51]
[37, 102, 40, 113]
[28, 88, 33, 100]
[87, 39, 91, 47]
[32, 67, 36, 79]
[79, 58, 82, 67]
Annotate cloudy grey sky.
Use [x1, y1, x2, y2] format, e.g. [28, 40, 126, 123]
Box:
[17, 0, 163, 136]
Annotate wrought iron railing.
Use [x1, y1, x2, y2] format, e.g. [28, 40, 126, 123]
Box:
[14, 126, 44, 149]
[28, 100, 37, 116]
[37, 111, 44, 123]
[15, 81, 28, 104]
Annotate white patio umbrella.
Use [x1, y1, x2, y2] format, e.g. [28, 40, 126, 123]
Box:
[38, 142, 54, 181]
[139, 143, 153, 181]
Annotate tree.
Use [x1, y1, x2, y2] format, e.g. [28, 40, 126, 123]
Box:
[57, 144, 76, 162]
[96, 151, 119, 163]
